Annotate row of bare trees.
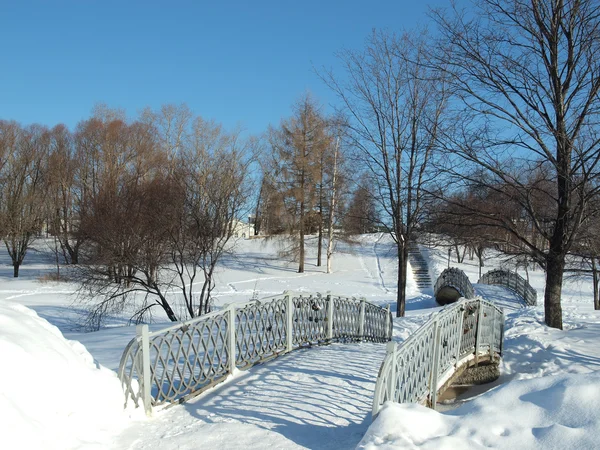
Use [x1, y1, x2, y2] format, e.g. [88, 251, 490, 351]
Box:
[0, 106, 252, 327]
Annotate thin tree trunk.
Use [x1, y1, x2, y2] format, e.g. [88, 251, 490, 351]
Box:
[397, 241, 408, 317]
[299, 197, 305, 274]
[593, 258, 599, 311]
[326, 139, 339, 274]
[317, 202, 323, 267]
[13, 262, 20, 278]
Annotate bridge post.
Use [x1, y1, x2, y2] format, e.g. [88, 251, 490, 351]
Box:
[136, 324, 152, 417]
[475, 303, 484, 366]
[490, 308, 496, 362]
[386, 341, 397, 403]
[454, 307, 465, 367]
[385, 305, 391, 341]
[429, 319, 442, 410]
[286, 293, 294, 352]
[358, 297, 366, 340]
[327, 294, 334, 341]
[228, 304, 237, 375]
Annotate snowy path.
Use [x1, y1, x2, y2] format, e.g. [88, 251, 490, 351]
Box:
[115, 343, 388, 450]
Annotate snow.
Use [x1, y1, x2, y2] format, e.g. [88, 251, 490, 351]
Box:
[0, 235, 599, 449]
[359, 372, 600, 450]
[0, 301, 130, 450]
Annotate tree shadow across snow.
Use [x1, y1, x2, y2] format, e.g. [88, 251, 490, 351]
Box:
[182, 343, 387, 450]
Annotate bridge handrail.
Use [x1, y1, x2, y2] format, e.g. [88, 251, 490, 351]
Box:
[372, 298, 504, 417]
[478, 269, 537, 306]
[118, 292, 392, 415]
[434, 267, 476, 299]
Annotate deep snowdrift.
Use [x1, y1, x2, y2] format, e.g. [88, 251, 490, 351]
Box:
[0, 301, 128, 449]
[358, 372, 600, 450]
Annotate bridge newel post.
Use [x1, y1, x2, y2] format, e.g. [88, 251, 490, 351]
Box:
[327, 294, 334, 341]
[358, 297, 366, 341]
[385, 304, 391, 341]
[386, 340, 397, 402]
[285, 293, 294, 353]
[454, 304, 465, 367]
[489, 307, 496, 361]
[136, 324, 152, 417]
[474, 300, 484, 366]
[228, 304, 237, 375]
[429, 319, 442, 410]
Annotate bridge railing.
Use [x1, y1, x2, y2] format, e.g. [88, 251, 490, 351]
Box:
[118, 291, 392, 415]
[478, 269, 537, 306]
[434, 267, 476, 300]
[372, 298, 504, 417]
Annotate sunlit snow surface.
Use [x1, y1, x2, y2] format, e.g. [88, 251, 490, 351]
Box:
[0, 235, 599, 449]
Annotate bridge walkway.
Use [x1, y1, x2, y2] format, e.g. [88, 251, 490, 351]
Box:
[116, 343, 387, 450]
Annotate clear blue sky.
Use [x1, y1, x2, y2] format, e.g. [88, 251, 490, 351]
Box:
[0, 0, 447, 135]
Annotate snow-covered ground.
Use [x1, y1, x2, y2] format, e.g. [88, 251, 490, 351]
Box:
[1, 235, 599, 449]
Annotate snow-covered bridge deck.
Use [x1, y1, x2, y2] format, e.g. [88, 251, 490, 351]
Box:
[116, 343, 387, 450]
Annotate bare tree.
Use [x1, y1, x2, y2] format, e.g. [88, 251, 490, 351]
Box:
[343, 173, 380, 236]
[46, 124, 85, 265]
[0, 122, 48, 277]
[322, 30, 448, 316]
[433, 0, 600, 329]
[75, 110, 251, 328]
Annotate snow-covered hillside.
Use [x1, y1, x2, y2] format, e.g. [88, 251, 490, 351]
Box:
[0, 235, 599, 449]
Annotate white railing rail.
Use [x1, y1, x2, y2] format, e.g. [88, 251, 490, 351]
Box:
[478, 269, 537, 306]
[118, 291, 392, 415]
[372, 298, 504, 417]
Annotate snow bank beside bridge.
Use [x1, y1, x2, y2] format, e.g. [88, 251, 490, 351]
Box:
[359, 371, 600, 450]
[0, 301, 128, 449]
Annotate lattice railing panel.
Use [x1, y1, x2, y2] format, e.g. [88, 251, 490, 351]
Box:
[332, 296, 361, 340]
[118, 339, 143, 408]
[392, 324, 436, 404]
[459, 301, 479, 357]
[235, 298, 287, 368]
[149, 313, 231, 406]
[435, 307, 463, 379]
[363, 302, 392, 343]
[434, 267, 476, 300]
[292, 294, 328, 345]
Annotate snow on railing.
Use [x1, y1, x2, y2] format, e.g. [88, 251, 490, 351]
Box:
[478, 269, 537, 306]
[372, 298, 504, 417]
[118, 291, 392, 415]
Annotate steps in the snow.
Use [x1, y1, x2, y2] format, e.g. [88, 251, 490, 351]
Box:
[408, 243, 432, 291]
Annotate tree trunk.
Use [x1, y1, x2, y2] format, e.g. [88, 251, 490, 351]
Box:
[13, 262, 20, 278]
[299, 202, 305, 273]
[317, 208, 322, 267]
[326, 142, 339, 274]
[544, 252, 564, 329]
[396, 242, 408, 317]
[593, 258, 599, 311]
